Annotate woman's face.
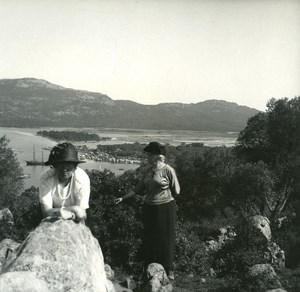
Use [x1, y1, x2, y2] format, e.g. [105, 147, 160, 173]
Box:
[55, 162, 76, 182]
[147, 153, 160, 165]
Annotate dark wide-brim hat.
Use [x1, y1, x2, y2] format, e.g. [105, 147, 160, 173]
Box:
[45, 142, 85, 166]
[143, 142, 166, 156]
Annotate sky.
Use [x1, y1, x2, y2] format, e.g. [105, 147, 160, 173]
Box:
[0, 0, 299, 111]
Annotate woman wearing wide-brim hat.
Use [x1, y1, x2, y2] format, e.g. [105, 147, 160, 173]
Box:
[39, 142, 90, 222]
[115, 142, 180, 280]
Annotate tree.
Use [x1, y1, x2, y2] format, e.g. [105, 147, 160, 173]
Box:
[175, 146, 236, 219]
[235, 97, 300, 220]
[0, 136, 24, 208]
[224, 162, 275, 217]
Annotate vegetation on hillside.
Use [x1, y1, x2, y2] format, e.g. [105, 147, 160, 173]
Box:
[1, 96, 300, 291]
[0, 78, 259, 131]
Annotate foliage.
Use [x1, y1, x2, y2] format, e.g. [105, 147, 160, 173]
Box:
[276, 267, 300, 292]
[224, 161, 275, 216]
[9, 187, 42, 241]
[235, 112, 271, 163]
[213, 217, 269, 277]
[175, 220, 214, 274]
[0, 135, 23, 208]
[272, 216, 300, 269]
[174, 146, 236, 220]
[1, 96, 300, 289]
[86, 169, 144, 272]
[235, 96, 300, 220]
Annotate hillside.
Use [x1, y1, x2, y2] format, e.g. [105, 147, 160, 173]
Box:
[0, 78, 259, 131]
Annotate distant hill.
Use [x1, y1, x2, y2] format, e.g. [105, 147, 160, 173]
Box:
[0, 78, 259, 131]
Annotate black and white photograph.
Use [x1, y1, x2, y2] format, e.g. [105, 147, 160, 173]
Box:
[0, 0, 299, 291]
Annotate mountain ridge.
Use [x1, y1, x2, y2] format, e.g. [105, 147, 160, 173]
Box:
[0, 78, 260, 131]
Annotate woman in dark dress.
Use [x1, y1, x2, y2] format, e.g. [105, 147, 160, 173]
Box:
[115, 142, 180, 280]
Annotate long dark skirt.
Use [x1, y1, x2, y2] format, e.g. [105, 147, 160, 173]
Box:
[142, 200, 176, 270]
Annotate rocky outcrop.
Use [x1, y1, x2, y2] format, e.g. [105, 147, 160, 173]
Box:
[249, 216, 285, 268]
[142, 263, 172, 292]
[0, 219, 114, 292]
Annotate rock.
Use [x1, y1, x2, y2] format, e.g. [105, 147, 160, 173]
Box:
[251, 215, 271, 241]
[266, 289, 288, 292]
[105, 264, 115, 280]
[121, 276, 137, 290]
[112, 282, 133, 292]
[248, 264, 281, 290]
[1, 219, 114, 292]
[0, 238, 20, 268]
[205, 226, 236, 251]
[0, 209, 14, 239]
[0, 208, 14, 224]
[206, 239, 219, 251]
[0, 271, 49, 292]
[267, 242, 285, 268]
[219, 227, 227, 235]
[248, 264, 277, 278]
[209, 268, 216, 277]
[142, 263, 172, 292]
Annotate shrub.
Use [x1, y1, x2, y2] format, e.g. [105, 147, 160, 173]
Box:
[175, 220, 213, 274]
[87, 169, 143, 272]
[9, 186, 42, 241]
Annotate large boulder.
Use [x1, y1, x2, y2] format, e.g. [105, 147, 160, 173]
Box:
[249, 216, 285, 268]
[0, 219, 114, 292]
[251, 215, 271, 241]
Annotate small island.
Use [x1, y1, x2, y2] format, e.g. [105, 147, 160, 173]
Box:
[37, 130, 111, 142]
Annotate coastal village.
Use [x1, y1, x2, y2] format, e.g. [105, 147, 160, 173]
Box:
[37, 131, 143, 166]
[76, 145, 142, 165]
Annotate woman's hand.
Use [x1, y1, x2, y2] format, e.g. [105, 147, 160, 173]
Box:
[71, 206, 87, 220]
[59, 209, 75, 220]
[115, 197, 123, 205]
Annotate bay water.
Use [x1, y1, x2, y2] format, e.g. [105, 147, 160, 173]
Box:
[0, 127, 237, 189]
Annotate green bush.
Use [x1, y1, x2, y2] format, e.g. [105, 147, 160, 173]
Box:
[213, 217, 269, 276]
[9, 186, 42, 241]
[0, 187, 41, 242]
[175, 220, 213, 274]
[86, 169, 143, 272]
